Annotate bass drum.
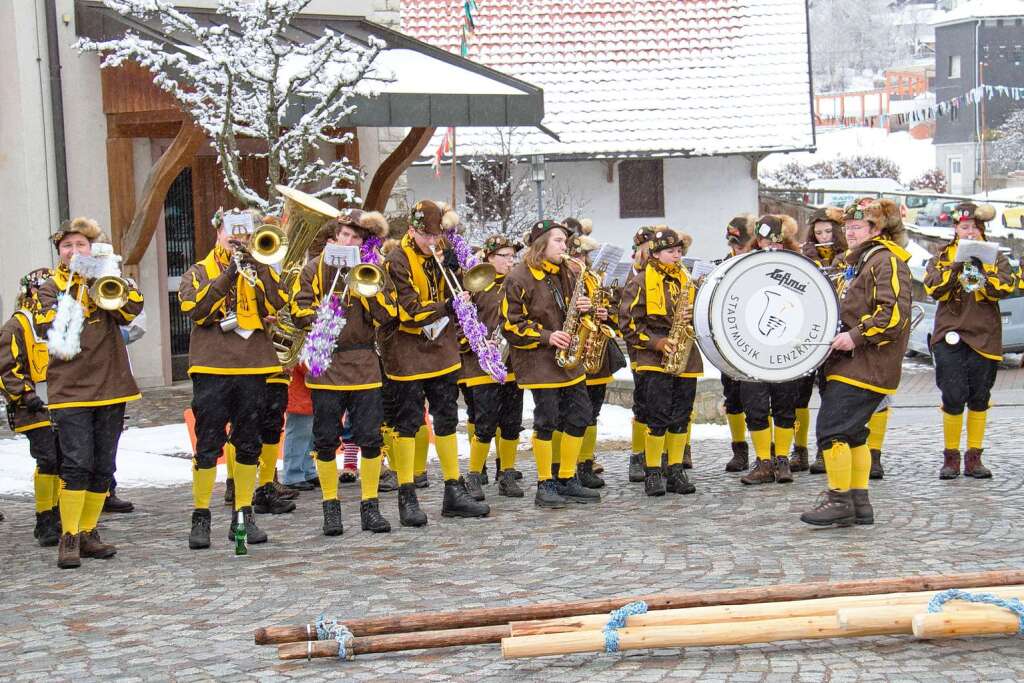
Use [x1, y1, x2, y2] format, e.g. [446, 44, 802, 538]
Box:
[693, 250, 839, 383]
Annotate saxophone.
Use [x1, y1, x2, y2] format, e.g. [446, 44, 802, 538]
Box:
[581, 271, 617, 374]
[555, 256, 598, 369]
[662, 265, 697, 375]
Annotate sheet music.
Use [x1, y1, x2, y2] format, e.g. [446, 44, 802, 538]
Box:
[591, 244, 625, 273]
[422, 316, 449, 341]
[223, 212, 255, 236]
[954, 239, 999, 265]
[689, 259, 716, 281]
[323, 244, 361, 269]
[603, 261, 633, 287]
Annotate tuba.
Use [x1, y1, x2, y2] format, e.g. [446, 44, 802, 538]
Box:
[662, 265, 697, 375]
[555, 256, 598, 370]
[265, 185, 341, 366]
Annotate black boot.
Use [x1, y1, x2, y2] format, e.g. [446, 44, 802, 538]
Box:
[479, 462, 490, 486]
[683, 444, 693, 469]
[869, 449, 884, 480]
[463, 472, 486, 501]
[228, 506, 267, 544]
[442, 478, 491, 518]
[790, 446, 810, 472]
[576, 460, 605, 489]
[851, 489, 874, 525]
[378, 467, 398, 493]
[800, 489, 855, 528]
[725, 442, 749, 472]
[321, 499, 343, 536]
[414, 471, 430, 489]
[188, 509, 211, 549]
[498, 469, 524, 498]
[666, 463, 696, 494]
[35, 511, 59, 547]
[556, 476, 601, 504]
[360, 498, 391, 533]
[535, 479, 567, 508]
[550, 463, 560, 480]
[398, 483, 428, 527]
[808, 448, 827, 474]
[628, 453, 645, 482]
[660, 453, 669, 477]
[644, 466, 666, 497]
[253, 483, 296, 514]
[223, 478, 235, 505]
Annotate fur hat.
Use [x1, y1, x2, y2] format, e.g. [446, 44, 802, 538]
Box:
[410, 200, 458, 235]
[726, 214, 756, 246]
[524, 219, 572, 247]
[756, 214, 799, 246]
[481, 234, 523, 258]
[953, 202, 996, 234]
[380, 237, 402, 256]
[563, 217, 593, 236]
[51, 217, 103, 249]
[861, 199, 906, 246]
[632, 226, 657, 248]
[808, 206, 845, 229]
[649, 227, 693, 254]
[569, 235, 600, 256]
[339, 209, 389, 239]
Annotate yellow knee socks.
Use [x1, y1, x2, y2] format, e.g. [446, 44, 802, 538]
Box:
[579, 425, 598, 463]
[435, 433, 461, 481]
[395, 437, 415, 485]
[532, 434, 553, 481]
[749, 428, 772, 461]
[467, 422, 476, 444]
[631, 419, 646, 454]
[316, 458, 339, 501]
[794, 407, 810, 449]
[645, 433, 666, 468]
[34, 469, 57, 513]
[258, 443, 278, 486]
[966, 409, 987, 450]
[774, 426, 794, 459]
[360, 456, 382, 500]
[551, 431, 562, 465]
[558, 433, 583, 479]
[224, 442, 236, 480]
[469, 437, 490, 474]
[824, 442, 852, 492]
[665, 432, 686, 466]
[498, 437, 518, 471]
[59, 488, 86, 536]
[381, 426, 395, 470]
[942, 410, 963, 451]
[851, 444, 871, 489]
[79, 491, 107, 533]
[233, 462, 258, 511]
[414, 425, 429, 475]
[727, 412, 746, 444]
[192, 463, 217, 510]
[867, 408, 889, 451]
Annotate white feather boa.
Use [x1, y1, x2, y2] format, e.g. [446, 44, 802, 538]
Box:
[47, 253, 121, 361]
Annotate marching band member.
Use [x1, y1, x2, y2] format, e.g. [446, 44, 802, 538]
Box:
[924, 202, 1016, 480]
[801, 199, 912, 528]
[1, 268, 61, 546]
[620, 226, 657, 483]
[738, 215, 802, 486]
[722, 215, 755, 473]
[382, 200, 489, 525]
[626, 228, 701, 496]
[292, 210, 397, 534]
[37, 218, 144, 568]
[793, 207, 847, 474]
[251, 373, 297, 514]
[502, 219, 599, 507]
[462, 235, 525, 500]
[179, 208, 287, 550]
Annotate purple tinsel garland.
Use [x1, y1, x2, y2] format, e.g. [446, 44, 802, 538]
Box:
[301, 292, 346, 377]
[361, 236, 383, 266]
[444, 229, 507, 383]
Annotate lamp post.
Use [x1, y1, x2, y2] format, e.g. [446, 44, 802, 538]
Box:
[531, 154, 546, 219]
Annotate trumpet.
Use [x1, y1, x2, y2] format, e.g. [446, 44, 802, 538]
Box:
[89, 275, 129, 311]
[230, 224, 287, 286]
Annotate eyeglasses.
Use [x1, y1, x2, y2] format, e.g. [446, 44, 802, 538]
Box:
[491, 251, 516, 260]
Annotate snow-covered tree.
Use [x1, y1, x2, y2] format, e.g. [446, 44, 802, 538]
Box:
[761, 155, 901, 188]
[990, 108, 1024, 175]
[909, 169, 947, 193]
[809, 0, 911, 93]
[77, 0, 389, 210]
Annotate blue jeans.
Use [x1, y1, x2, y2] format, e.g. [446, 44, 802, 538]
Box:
[281, 413, 317, 485]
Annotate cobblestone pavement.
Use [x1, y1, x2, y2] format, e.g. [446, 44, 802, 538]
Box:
[2, 400, 1023, 682]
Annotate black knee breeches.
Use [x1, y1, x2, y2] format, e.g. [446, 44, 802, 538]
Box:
[52, 403, 125, 493]
[191, 373, 266, 469]
[815, 380, 885, 450]
[642, 372, 696, 436]
[472, 382, 524, 443]
[392, 373, 459, 438]
[933, 340, 998, 414]
[740, 379, 799, 431]
[530, 382, 591, 440]
[311, 388, 384, 461]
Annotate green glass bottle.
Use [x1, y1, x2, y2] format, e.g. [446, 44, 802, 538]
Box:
[234, 510, 247, 556]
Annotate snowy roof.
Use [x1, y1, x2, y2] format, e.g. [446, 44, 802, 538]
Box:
[401, 0, 815, 159]
[932, 0, 1024, 27]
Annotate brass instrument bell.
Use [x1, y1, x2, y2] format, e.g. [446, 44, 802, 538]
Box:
[89, 275, 129, 311]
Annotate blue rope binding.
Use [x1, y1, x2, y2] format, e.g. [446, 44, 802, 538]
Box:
[603, 600, 648, 654]
[315, 613, 337, 641]
[927, 589, 1024, 635]
[334, 624, 355, 660]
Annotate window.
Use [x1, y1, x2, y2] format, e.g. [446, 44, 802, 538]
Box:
[948, 54, 961, 79]
[618, 159, 664, 218]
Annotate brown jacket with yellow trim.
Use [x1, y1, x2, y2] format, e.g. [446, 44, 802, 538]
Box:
[627, 262, 703, 378]
[824, 238, 912, 395]
[502, 260, 585, 389]
[178, 247, 285, 375]
[801, 240, 846, 269]
[618, 267, 644, 365]
[36, 266, 143, 409]
[459, 274, 516, 387]
[0, 311, 50, 430]
[382, 236, 460, 381]
[924, 240, 1016, 361]
[291, 253, 398, 389]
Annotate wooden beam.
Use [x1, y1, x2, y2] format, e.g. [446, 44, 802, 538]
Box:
[106, 138, 135, 254]
[121, 119, 206, 266]
[363, 126, 436, 212]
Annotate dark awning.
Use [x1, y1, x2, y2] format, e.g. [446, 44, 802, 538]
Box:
[74, 0, 545, 129]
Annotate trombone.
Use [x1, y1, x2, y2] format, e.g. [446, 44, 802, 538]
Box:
[324, 261, 387, 302]
[230, 223, 288, 285]
[428, 245, 496, 296]
[89, 275, 130, 311]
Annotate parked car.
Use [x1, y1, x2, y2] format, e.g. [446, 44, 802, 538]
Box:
[907, 257, 1024, 360]
[913, 198, 960, 227]
[904, 190, 935, 225]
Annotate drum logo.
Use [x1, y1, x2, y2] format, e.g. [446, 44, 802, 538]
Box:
[766, 268, 808, 293]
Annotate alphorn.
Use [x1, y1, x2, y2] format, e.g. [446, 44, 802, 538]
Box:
[510, 585, 1024, 636]
[254, 570, 1024, 644]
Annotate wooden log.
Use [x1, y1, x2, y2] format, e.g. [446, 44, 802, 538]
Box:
[253, 570, 1024, 644]
[501, 613, 912, 659]
[510, 585, 1024, 636]
[838, 601, 1016, 633]
[912, 610, 1021, 639]
[277, 625, 511, 660]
